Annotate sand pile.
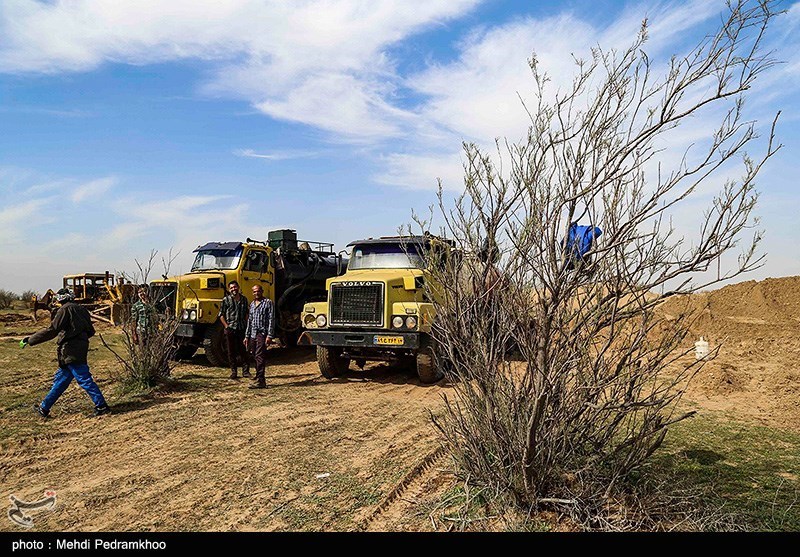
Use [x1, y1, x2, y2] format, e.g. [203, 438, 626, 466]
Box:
[658, 276, 800, 431]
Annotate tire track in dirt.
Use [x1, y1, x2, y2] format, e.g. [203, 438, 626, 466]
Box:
[358, 445, 447, 531]
[1, 347, 452, 531]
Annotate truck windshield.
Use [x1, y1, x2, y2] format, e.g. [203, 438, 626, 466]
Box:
[191, 248, 242, 271]
[348, 244, 425, 270]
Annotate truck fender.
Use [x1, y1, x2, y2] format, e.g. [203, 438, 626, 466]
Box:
[297, 331, 314, 346]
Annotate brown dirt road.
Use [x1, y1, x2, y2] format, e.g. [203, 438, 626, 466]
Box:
[0, 344, 451, 532]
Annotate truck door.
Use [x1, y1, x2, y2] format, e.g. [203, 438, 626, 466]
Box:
[240, 249, 275, 301]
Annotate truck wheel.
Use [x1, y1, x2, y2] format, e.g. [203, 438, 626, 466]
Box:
[416, 347, 443, 384]
[204, 322, 229, 367]
[172, 345, 198, 361]
[317, 346, 350, 379]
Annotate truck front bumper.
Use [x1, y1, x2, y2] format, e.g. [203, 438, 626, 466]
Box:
[300, 330, 422, 350]
[175, 322, 208, 344]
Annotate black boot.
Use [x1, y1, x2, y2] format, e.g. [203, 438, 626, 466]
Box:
[248, 372, 266, 389]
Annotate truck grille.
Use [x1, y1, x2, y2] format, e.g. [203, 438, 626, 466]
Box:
[330, 282, 384, 326]
[150, 282, 177, 316]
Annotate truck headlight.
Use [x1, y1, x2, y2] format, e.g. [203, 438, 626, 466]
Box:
[316, 314, 327, 327]
[405, 316, 417, 329]
[392, 316, 404, 329]
[182, 309, 190, 320]
[189, 310, 197, 321]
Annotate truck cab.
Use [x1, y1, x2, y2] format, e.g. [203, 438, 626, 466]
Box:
[151, 229, 344, 365]
[300, 234, 453, 384]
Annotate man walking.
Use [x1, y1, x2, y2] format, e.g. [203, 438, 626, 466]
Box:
[130, 285, 157, 346]
[219, 280, 250, 379]
[244, 284, 275, 389]
[22, 288, 111, 417]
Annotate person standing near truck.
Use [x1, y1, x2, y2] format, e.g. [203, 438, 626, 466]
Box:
[244, 284, 275, 389]
[21, 288, 111, 417]
[219, 280, 250, 379]
[130, 285, 158, 346]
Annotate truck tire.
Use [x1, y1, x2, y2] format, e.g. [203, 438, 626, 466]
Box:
[172, 345, 198, 361]
[317, 346, 350, 379]
[416, 346, 443, 384]
[204, 322, 229, 368]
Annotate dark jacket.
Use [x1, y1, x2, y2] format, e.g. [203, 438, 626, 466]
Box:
[28, 302, 95, 366]
[219, 293, 249, 331]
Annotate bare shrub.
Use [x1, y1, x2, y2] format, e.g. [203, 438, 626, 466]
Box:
[100, 250, 180, 391]
[0, 289, 17, 309]
[19, 290, 38, 302]
[420, 0, 781, 530]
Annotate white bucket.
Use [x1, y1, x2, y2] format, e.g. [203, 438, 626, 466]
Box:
[694, 337, 710, 360]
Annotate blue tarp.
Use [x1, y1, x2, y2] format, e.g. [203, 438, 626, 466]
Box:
[565, 223, 602, 260]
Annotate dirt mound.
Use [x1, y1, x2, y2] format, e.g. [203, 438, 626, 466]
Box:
[661, 276, 800, 342]
[0, 313, 31, 323]
[658, 276, 800, 431]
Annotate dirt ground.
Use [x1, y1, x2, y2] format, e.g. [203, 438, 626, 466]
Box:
[0, 335, 450, 531]
[0, 276, 798, 531]
[661, 276, 800, 432]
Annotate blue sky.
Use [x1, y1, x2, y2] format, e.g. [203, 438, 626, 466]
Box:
[1, 0, 798, 294]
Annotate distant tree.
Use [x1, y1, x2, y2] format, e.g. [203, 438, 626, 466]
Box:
[20, 290, 38, 303]
[0, 289, 18, 309]
[420, 0, 781, 530]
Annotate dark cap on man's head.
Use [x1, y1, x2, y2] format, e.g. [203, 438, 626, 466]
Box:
[55, 288, 73, 302]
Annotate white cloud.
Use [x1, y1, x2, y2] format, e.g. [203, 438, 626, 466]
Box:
[405, 1, 732, 148]
[0, 197, 53, 243]
[24, 180, 70, 196]
[788, 1, 800, 23]
[0, 1, 797, 290]
[252, 72, 413, 139]
[375, 151, 466, 190]
[0, 165, 37, 191]
[70, 176, 116, 203]
[234, 148, 319, 161]
[0, 169, 261, 292]
[0, 105, 91, 117]
[105, 194, 253, 275]
[108, 194, 233, 244]
[0, 0, 481, 139]
[47, 232, 89, 250]
[385, 0, 795, 192]
[599, 0, 724, 54]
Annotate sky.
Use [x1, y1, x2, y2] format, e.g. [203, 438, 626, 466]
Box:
[1, 0, 798, 294]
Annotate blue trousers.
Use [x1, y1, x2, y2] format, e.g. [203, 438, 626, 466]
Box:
[41, 364, 107, 412]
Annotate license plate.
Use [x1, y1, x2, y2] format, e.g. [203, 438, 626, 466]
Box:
[374, 335, 404, 346]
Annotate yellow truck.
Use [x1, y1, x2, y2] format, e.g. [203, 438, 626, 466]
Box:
[300, 234, 453, 384]
[150, 229, 344, 365]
